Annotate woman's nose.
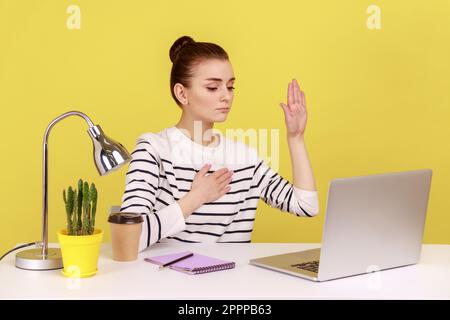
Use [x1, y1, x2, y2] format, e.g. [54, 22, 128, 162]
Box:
[221, 87, 233, 100]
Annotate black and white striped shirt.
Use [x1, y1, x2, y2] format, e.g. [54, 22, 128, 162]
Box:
[120, 126, 319, 252]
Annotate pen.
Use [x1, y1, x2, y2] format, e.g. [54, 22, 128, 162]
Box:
[159, 252, 194, 270]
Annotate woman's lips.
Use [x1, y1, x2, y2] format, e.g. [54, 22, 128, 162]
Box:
[216, 107, 230, 112]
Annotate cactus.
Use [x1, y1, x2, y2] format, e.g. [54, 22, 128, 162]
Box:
[63, 189, 70, 235]
[63, 187, 76, 235]
[90, 183, 97, 234]
[72, 189, 78, 235]
[63, 179, 99, 236]
[82, 181, 90, 235]
[77, 179, 83, 235]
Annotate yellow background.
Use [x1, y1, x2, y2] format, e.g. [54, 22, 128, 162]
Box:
[1, 0, 449, 256]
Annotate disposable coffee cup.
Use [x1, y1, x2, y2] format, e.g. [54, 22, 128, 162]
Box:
[108, 212, 143, 262]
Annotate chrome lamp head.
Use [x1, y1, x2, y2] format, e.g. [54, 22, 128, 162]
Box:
[88, 125, 131, 176]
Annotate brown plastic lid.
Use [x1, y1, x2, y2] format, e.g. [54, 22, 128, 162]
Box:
[108, 212, 144, 224]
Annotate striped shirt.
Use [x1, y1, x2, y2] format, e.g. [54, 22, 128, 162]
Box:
[120, 126, 319, 252]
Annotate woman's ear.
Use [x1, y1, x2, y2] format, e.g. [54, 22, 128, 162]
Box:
[174, 83, 189, 105]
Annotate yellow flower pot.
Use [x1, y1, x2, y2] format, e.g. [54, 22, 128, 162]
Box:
[57, 229, 103, 278]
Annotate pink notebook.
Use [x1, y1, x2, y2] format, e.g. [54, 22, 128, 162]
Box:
[144, 251, 235, 275]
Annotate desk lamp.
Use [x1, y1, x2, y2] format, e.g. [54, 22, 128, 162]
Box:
[15, 111, 131, 270]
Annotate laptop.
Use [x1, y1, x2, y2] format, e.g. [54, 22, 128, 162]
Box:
[249, 169, 433, 282]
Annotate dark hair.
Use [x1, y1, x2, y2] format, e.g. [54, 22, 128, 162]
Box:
[169, 36, 229, 107]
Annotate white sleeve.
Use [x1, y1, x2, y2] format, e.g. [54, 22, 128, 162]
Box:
[293, 186, 320, 216]
[120, 136, 186, 252]
[254, 158, 320, 217]
[136, 202, 185, 253]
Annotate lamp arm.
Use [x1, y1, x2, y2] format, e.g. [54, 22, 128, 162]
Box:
[41, 111, 95, 257]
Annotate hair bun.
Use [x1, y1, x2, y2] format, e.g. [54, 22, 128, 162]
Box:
[169, 36, 195, 63]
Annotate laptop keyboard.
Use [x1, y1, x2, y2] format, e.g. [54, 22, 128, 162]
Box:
[291, 260, 320, 273]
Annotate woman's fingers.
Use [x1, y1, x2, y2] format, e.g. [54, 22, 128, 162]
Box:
[301, 90, 306, 108]
[217, 171, 233, 184]
[279, 102, 290, 116]
[287, 82, 290, 106]
[294, 79, 301, 105]
[290, 79, 307, 112]
[288, 79, 305, 110]
[196, 164, 211, 177]
[292, 80, 297, 104]
[212, 167, 229, 179]
[288, 81, 294, 107]
[220, 186, 231, 196]
[219, 179, 232, 190]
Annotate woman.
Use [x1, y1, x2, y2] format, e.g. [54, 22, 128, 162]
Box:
[120, 36, 319, 252]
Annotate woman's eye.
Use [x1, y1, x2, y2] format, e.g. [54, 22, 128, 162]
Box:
[207, 87, 235, 91]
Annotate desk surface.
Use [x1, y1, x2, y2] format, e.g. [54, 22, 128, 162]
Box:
[1, 243, 449, 299]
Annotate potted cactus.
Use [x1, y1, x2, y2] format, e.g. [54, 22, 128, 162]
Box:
[57, 179, 103, 278]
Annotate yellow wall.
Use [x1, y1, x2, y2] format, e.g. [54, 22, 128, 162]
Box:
[1, 0, 449, 256]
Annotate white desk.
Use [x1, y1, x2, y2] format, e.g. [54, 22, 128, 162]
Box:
[1, 243, 449, 300]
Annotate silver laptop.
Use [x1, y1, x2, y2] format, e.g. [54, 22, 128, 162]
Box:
[250, 169, 433, 282]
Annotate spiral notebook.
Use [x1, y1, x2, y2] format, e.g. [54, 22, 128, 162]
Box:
[144, 251, 235, 275]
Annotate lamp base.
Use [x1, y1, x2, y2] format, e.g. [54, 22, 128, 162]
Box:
[15, 248, 63, 270]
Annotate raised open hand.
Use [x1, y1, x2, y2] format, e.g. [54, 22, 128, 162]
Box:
[279, 79, 308, 138]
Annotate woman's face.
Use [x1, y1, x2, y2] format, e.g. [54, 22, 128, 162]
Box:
[175, 59, 235, 123]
